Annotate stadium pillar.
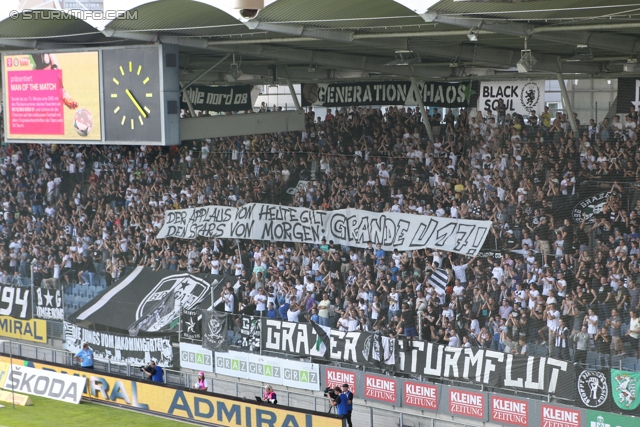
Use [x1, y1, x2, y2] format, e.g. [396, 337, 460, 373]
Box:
[556, 73, 579, 135]
[410, 77, 435, 142]
[180, 83, 197, 118]
[286, 79, 303, 112]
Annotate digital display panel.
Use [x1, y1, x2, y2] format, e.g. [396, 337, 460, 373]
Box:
[3, 51, 102, 141]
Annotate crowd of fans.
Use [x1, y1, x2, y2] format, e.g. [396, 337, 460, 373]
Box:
[3, 102, 640, 364]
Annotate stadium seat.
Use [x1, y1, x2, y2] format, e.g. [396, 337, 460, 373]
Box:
[535, 344, 548, 357]
[611, 355, 624, 369]
[622, 357, 637, 372]
[586, 351, 598, 369]
[526, 344, 536, 357]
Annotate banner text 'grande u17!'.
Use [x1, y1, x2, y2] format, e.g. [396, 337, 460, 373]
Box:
[157, 203, 491, 255]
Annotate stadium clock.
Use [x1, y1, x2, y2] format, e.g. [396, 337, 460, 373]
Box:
[102, 47, 163, 143]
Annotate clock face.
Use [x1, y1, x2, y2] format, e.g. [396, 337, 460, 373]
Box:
[103, 47, 162, 143]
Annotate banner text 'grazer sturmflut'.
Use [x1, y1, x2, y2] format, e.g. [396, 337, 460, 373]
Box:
[261, 318, 575, 399]
[157, 204, 491, 255]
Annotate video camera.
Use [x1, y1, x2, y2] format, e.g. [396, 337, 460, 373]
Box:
[323, 386, 338, 400]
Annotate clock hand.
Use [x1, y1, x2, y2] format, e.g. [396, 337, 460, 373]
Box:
[125, 89, 147, 118]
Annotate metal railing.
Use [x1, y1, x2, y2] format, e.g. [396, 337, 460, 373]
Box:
[0, 340, 478, 427]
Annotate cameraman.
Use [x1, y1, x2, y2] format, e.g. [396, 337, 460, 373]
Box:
[330, 384, 353, 427]
[141, 360, 164, 383]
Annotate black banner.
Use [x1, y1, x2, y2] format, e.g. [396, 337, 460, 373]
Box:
[128, 290, 176, 337]
[70, 267, 228, 333]
[576, 369, 611, 411]
[262, 318, 575, 399]
[238, 315, 261, 352]
[202, 310, 228, 352]
[63, 321, 177, 367]
[301, 80, 480, 108]
[616, 78, 640, 114]
[0, 284, 31, 320]
[180, 84, 253, 112]
[180, 308, 202, 341]
[33, 286, 63, 320]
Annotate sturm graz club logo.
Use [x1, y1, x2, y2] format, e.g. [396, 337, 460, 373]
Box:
[577, 370, 608, 408]
[136, 273, 214, 332]
[519, 82, 541, 113]
[572, 192, 613, 224]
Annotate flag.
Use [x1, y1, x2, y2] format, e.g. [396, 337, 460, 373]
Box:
[128, 289, 176, 336]
[611, 369, 640, 411]
[369, 333, 397, 371]
[311, 321, 331, 359]
[180, 308, 202, 341]
[202, 310, 229, 352]
[427, 268, 450, 294]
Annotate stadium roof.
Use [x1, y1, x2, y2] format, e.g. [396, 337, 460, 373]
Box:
[1, 0, 640, 85]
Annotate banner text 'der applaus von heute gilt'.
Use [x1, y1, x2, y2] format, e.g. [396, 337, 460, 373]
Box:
[157, 204, 491, 255]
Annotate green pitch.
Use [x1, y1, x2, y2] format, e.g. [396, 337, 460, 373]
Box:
[0, 395, 194, 427]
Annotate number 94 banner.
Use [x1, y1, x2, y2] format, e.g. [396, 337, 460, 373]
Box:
[0, 284, 31, 319]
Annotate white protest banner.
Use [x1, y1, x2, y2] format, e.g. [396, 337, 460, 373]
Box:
[3, 364, 85, 404]
[477, 80, 544, 116]
[157, 203, 491, 255]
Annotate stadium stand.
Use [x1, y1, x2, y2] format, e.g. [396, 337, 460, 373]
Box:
[1, 101, 640, 367]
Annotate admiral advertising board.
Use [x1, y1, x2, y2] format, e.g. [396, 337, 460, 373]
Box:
[0, 314, 47, 343]
[0, 355, 343, 427]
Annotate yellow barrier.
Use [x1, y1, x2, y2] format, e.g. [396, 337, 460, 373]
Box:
[0, 356, 344, 427]
[0, 316, 47, 343]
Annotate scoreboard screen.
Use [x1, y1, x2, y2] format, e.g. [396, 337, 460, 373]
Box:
[2, 45, 179, 145]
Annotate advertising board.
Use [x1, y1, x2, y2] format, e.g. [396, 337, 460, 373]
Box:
[0, 355, 344, 427]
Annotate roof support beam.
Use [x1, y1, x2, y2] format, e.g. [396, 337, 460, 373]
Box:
[0, 38, 69, 50]
[101, 29, 158, 42]
[244, 21, 354, 43]
[242, 21, 602, 74]
[423, 14, 640, 56]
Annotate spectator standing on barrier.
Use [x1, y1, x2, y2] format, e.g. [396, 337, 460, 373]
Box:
[74, 342, 94, 369]
[623, 309, 640, 358]
[193, 371, 208, 390]
[262, 385, 277, 404]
